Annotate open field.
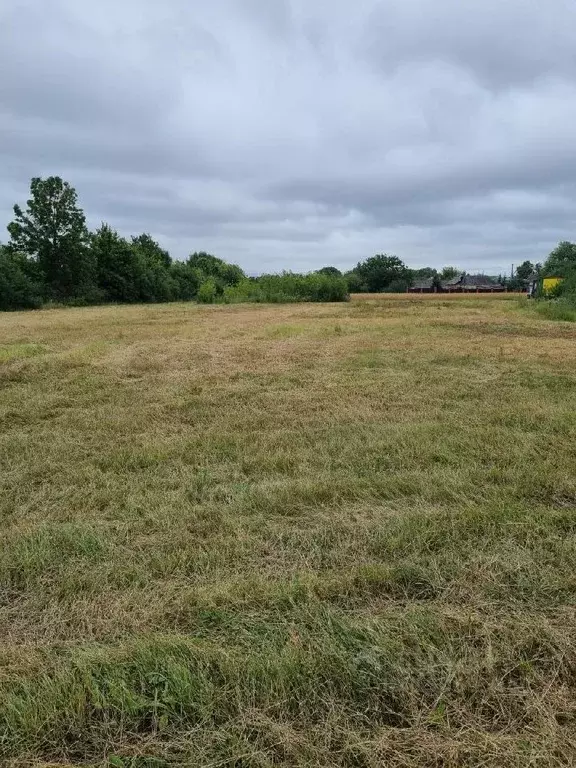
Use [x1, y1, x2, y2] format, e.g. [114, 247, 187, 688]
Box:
[1, 295, 576, 767]
[351, 292, 518, 301]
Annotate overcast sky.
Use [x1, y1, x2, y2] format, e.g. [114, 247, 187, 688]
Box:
[2, 0, 576, 274]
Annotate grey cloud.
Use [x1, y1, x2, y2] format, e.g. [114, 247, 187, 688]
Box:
[362, 0, 576, 89]
[1, 0, 576, 274]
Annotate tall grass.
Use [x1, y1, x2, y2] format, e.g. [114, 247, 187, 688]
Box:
[534, 299, 576, 322]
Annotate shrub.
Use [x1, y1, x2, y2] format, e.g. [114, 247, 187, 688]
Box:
[0, 248, 44, 310]
[222, 273, 349, 304]
[197, 278, 218, 304]
[344, 271, 366, 293]
[532, 268, 576, 321]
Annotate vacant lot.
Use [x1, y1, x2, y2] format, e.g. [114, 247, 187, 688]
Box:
[1, 295, 576, 767]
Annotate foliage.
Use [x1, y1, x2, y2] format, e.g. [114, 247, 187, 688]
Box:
[526, 242, 576, 320]
[543, 241, 576, 277]
[130, 234, 176, 303]
[505, 260, 536, 292]
[344, 270, 366, 293]
[527, 248, 576, 320]
[440, 266, 460, 281]
[7, 176, 94, 300]
[412, 267, 437, 279]
[188, 252, 245, 293]
[515, 260, 534, 281]
[90, 225, 141, 303]
[6, 175, 564, 314]
[132, 233, 171, 268]
[223, 272, 349, 303]
[197, 278, 218, 303]
[535, 301, 576, 322]
[0, 246, 43, 310]
[350, 254, 411, 293]
[169, 261, 201, 301]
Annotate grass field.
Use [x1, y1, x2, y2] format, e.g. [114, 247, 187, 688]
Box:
[1, 294, 576, 767]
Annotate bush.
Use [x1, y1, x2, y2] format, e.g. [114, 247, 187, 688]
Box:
[0, 249, 44, 310]
[222, 273, 349, 304]
[344, 271, 366, 293]
[188, 253, 245, 288]
[197, 279, 218, 304]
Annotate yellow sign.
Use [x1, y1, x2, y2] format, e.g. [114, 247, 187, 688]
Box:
[543, 277, 563, 294]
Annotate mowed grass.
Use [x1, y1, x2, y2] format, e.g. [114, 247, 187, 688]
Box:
[1, 295, 576, 767]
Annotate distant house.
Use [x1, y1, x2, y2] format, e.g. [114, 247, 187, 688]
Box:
[440, 273, 505, 293]
[408, 277, 436, 293]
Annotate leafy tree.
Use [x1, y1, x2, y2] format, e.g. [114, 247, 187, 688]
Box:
[0, 245, 43, 310]
[544, 241, 576, 277]
[316, 266, 342, 277]
[440, 266, 460, 281]
[353, 254, 411, 293]
[515, 260, 535, 281]
[344, 271, 366, 293]
[504, 260, 536, 292]
[7, 176, 94, 300]
[131, 233, 175, 302]
[170, 261, 201, 301]
[131, 233, 171, 268]
[413, 267, 437, 279]
[188, 252, 245, 290]
[91, 224, 140, 303]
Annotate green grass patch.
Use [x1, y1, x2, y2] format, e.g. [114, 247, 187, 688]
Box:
[0, 343, 47, 363]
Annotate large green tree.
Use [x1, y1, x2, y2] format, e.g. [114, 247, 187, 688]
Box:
[316, 266, 342, 277]
[170, 261, 201, 301]
[515, 260, 535, 281]
[91, 224, 141, 303]
[131, 233, 175, 302]
[188, 252, 245, 294]
[544, 241, 576, 277]
[353, 254, 411, 292]
[7, 176, 94, 299]
[131, 233, 172, 268]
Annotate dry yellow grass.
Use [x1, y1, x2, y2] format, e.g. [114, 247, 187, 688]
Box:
[1, 295, 576, 767]
[351, 291, 516, 300]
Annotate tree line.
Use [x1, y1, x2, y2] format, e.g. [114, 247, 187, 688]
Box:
[2, 176, 574, 311]
[1, 177, 250, 310]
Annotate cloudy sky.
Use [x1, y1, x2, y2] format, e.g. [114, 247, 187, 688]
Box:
[2, 0, 576, 274]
